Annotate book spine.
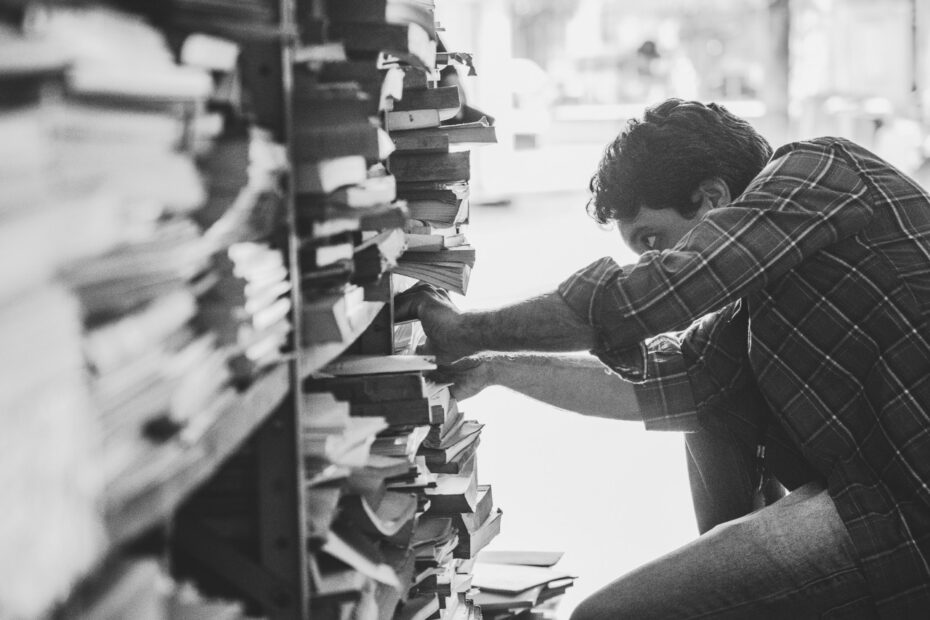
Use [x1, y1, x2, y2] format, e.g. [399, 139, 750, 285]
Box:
[388, 151, 471, 183]
[385, 109, 442, 132]
[350, 400, 432, 426]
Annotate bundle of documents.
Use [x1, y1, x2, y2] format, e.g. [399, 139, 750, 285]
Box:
[195, 241, 292, 382]
[471, 552, 577, 619]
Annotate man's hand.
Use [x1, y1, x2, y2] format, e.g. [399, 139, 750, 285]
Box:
[429, 356, 494, 402]
[394, 285, 476, 364]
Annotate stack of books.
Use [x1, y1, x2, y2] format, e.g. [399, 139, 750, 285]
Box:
[319, 0, 438, 71]
[304, 352, 497, 619]
[31, 5, 252, 518]
[0, 24, 112, 619]
[169, 0, 284, 41]
[470, 552, 577, 619]
[194, 240, 292, 383]
[386, 62, 497, 295]
[292, 66, 407, 346]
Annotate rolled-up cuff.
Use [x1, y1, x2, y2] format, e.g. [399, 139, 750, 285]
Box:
[593, 333, 701, 432]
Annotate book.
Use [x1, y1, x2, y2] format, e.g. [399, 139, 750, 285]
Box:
[294, 122, 393, 164]
[352, 228, 407, 284]
[328, 21, 436, 70]
[395, 593, 440, 620]
[301, 215, 360, 240]
[322, 526, 401, 588]
[385, 86, 462, 131]
[302, 416, 387, 467]
[350, 397, 446, 426]
[305, 371, 429, 403]
[423, 399, 464, 446]
[346, 454, 415, 508]
[297, 202, 407, 236]
[390, 133, 450, 154]
[324, 0, 437, 40]
[388, 151, 470, 183]
[400, 65, 433, 91]
[390, 119, 497, 152]
[476, 551, 565, 568]
[405, 197, 469, 227]
[83, 289, 197, 377]
[295, 155, 368, 194]
[385, 108, 448, 132]
[455, 484, 494, 533]
[395, 245, 476, 293]
[472, 586, 543, 613]
[300, 285, 368, 345]
[298, 234, 356, 271]
[454, 508, 502, 560]
[398, 244, 476, 265]
[371, 425, 431, 460]
[292, 77, 373, 123]
[423, 468, 478, 515]
[340, 491, 418, 539]
[396, 179, 469, 200]
[428, 439, 479, 475]
[320, 354, 437, 376]
[390, 86, 460, 113]
[307, 484, 342, 541]
[330, 173, 397, 208]
[470, 563, 577, 594]
[308, 552, 370, 599]
[303, 391, 351, 429]
[404, 230, 467, 252]
[318, 60, 386, 92]
[393, 263, 471, 295]
[300, 258, 354, 295]
[419, 420, 483, 468]
[293, 80, 372, 122]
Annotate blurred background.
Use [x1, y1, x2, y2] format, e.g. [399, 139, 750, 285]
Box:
[433, 0, 930, 617]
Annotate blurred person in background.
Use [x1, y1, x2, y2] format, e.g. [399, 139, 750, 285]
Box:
[397, 99, 930, 617]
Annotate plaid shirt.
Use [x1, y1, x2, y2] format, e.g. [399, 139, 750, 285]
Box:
[558, 137, 930, 616]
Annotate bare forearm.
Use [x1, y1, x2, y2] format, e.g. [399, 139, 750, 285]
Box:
[487, 352, 643, 421]
[456, 292, 598, 357]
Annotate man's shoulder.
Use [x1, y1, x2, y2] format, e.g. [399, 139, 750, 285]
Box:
[740, 137, 874, 199]
[754, 136, 876, 185]
[771, 136, 856, 160]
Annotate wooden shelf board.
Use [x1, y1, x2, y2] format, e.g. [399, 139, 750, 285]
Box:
[105, 363, 290, 545]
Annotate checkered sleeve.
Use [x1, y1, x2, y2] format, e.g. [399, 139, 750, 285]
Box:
[560, 260, 765, 432]
[558, 144, 875, 357]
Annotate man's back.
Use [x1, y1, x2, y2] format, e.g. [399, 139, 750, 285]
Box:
[741, 137, 930, 614]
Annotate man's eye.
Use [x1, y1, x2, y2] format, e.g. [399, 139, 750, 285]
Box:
[642, 234, 658, 250]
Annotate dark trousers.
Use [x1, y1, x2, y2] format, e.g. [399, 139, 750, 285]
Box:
[685, 429, 786, 534]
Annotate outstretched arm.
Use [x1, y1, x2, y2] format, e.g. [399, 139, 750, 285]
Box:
[433, 352, 642, 421]
[395, 286, 598, 364]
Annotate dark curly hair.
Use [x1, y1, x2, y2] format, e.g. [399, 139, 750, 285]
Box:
[587, 99, 773, 224]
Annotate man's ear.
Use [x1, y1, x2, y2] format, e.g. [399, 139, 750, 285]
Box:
[690, 178, 731, 211]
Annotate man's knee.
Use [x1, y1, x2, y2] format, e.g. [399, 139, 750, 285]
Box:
[569, 594, 612, 620]
[568, 577, 652, 620]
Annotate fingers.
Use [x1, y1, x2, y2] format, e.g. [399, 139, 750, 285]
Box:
[393, 291, 420, 323]
[393, 283, 452, 322]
